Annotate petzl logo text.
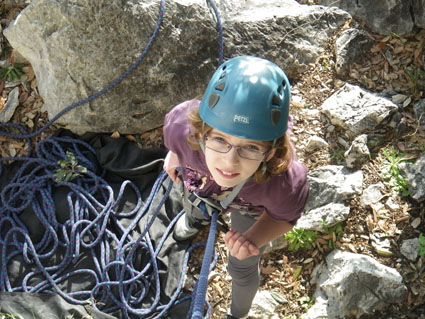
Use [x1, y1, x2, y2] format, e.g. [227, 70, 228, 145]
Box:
[233, 114, 249, 124]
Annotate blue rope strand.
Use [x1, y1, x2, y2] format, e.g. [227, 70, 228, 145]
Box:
[206, 0, 224, 65]
[189, 211, 219, 319]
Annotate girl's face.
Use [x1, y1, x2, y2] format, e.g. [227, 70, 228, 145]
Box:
[203, 129, 275, 188]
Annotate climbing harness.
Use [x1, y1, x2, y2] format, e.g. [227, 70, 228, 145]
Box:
[0, 0, 226, 317]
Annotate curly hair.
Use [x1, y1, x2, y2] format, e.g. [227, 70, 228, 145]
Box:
[186, 107, 294, 184]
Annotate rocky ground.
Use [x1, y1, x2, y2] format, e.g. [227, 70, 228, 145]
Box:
[1, 1, 424, 319]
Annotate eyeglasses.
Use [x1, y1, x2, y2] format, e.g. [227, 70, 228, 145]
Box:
[204, 135, 271, 161]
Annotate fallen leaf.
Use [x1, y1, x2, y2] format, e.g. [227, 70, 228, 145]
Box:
[111, 131, 120, 138]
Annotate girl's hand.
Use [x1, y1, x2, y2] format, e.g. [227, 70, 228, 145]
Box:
[163, 151, 181, 183]
[224, 229, 260, 260]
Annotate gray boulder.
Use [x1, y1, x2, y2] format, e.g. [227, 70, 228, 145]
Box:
[4, 0, 350, 135]
[321, 83, 399, 139]
[303, 250, 407, 319]
[318, 0, 422, 35]
[305, 165, 363, 211]
[335, 28, 374, 77]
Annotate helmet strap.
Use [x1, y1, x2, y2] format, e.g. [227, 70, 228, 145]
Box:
[261, 162, 267, 175]
[199, 140, 205, 152]
[199, 122, 206, 152]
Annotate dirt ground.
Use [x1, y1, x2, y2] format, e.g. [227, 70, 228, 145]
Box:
[1, 2, 425, 319]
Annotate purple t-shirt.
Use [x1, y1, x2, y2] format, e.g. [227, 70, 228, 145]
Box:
[163, 99, 309, 223]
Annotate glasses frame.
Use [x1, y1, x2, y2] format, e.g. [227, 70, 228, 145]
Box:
[203, 135, 271, 161]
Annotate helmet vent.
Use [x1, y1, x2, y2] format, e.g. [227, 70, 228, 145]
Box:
[270, 109, 281, 126]
[219, 71, 227, 80]
[281, 80, 287, 89]
[272, 95, 281, 107]
[215, 82, 226, 91]
[208, 92, 220, 108]
[277, 86, 282, 96]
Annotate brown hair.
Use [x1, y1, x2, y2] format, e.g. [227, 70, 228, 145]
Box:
[186, 108, 294, 184]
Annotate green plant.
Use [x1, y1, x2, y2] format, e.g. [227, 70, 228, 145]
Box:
[0, 64, 25, 81]
[379, 147, 411, 196]
[419, 233, 425, 258]
[53, 151, 88, 182]
[329, 148, 345, 164]
[299, 295, 313, 309]
[284, 227, 317, 251]
[321, 221, 343, 249]
[0, 312, 23, 319]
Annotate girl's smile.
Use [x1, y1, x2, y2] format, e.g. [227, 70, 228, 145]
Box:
[204, 129, 274, 188]
[216, 168, 240, 179]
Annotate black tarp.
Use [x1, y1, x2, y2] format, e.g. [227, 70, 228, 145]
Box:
[0, 131, 192, 318]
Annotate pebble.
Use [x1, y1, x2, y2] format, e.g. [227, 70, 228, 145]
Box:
[411, 217, 421, 228]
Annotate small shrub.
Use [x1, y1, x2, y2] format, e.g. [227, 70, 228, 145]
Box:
[284, 227, 317, 251]
[321, 221, 343, 249]
[0, 64, 25, 81]
[53, 151, 88, 182]
[379, 147, 411, 196]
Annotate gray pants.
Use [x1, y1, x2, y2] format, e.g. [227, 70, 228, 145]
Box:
[228, 210, 267, 318]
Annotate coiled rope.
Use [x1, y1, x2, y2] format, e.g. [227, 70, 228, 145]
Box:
[0, 0, 225, 318]
[0, 136, 217, 318]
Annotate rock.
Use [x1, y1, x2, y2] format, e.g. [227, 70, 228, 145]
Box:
[360, 183, 385, 207]
[305, 135, 328, 153]
[335, 28, 374, 77]
[399, 154, 425, 202]
[4, 0, 350, 135]
[385, 197, 400, 212]
[303, 250, 407, 319]
[400, 238, 419, 261]
[305, 165, 363, 211]
[413, 0, 425, 28]
[321, 83, 399, 139]
[318, 0, 419, 35]
[296, 202, 350, 231]
[0, 87, 20, 123]
[344, 134, 370, 168]
[250, 290, 281, 318]
[5, 0, 31, 6]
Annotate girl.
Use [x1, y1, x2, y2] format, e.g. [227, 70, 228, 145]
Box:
[163, 56, 309, 319]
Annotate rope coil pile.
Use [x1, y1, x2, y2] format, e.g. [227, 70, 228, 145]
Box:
[0, 136, 188, 318]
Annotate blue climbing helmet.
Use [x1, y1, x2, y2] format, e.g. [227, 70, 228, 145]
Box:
[199, 55, 290, 141]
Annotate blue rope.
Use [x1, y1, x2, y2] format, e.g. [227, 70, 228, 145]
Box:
[206, 0, 224, 65]
[189, 211, 219, 319]
[0, 136, 212, 318]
